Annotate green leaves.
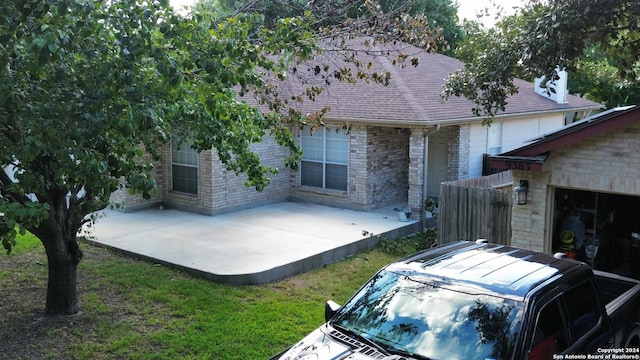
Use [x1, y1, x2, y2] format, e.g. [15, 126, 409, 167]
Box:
[0, 198, 50, 254]
[0, 218, 17, 255]
[1, 0, 173, 233]
[444, 22, 520, 121]
[0, 0, 459, 315]
[445, 0, 640, 118]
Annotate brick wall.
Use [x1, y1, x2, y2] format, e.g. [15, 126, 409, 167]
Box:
[112, 125, 415, 215]
[112, 136, 295, 215]
[207, 136, 293, 214]
[452, 124, 470, 180]
[367, 127, 409, 208]
[160, 143, 214, 215]
[290, 125, 354, 209]
[547, 123, 640, 193]
[408, 128, 425, 218]
[163, 136, 294, 215]
[290, 125, 409, 211]
[510, 170, 547, 252]
[348, 125, 368, 207]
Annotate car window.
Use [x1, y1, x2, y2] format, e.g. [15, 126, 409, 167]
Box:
[528, 300, 567, 360]
[562, 281, 600, 342]
[528, 280, 601, 359]
[332, 270, 524, 360]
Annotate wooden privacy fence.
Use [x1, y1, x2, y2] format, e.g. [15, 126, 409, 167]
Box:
[438, 171, 513, 245]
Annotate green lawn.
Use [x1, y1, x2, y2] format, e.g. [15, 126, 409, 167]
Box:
[1, 231, 433, 359]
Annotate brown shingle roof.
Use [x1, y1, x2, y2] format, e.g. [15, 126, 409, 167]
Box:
[264, 41, 602, 124]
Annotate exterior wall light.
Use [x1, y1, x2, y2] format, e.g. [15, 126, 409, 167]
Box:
[515, 180, 529, 205]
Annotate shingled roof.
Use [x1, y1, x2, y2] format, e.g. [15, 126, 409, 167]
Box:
[269, 40, 602, 125]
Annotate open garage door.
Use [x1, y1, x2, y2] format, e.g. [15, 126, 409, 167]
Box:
[553, 188, 640, 279]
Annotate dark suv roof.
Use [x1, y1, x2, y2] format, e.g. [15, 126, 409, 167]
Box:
[385, 241, 588, 299]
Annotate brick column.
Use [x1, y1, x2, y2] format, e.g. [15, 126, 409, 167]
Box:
[511, 170, 550, 252]
[408, 128, 426, 221]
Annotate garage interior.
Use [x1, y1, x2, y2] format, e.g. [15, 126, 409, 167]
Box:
[553, 188, 640, 279]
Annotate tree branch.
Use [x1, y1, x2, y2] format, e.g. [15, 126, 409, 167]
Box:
[0, 167, 33, 205]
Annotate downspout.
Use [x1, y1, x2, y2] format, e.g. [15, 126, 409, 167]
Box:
[423, 123, 441, 222]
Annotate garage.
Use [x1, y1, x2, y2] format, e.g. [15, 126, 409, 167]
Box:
[553, 188, 640, 278]
[489, 105, 640, 276]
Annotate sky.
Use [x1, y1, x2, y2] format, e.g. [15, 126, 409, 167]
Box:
[170, 0, 527, 27]
[456, 0, 526, 27]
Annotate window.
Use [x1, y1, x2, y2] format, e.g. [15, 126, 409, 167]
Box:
[528, 281, 601, 359]
[487, 121, 503, 155]
[171, 138, 198, 194]
[529, 300, 566, 359]
[564, 281, 599, 341]
[301, 126, 348, 191]
[333, 270, 523, 360]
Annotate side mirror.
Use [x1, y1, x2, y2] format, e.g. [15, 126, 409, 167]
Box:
[325, 300, 341, 322]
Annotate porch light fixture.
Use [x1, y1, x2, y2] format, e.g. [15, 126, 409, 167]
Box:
[515, 180, 529, 205]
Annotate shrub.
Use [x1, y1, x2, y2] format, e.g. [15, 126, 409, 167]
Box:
[378, 199, 438, 256]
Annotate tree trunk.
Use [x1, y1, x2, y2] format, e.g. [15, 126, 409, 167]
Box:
[42, 233, 83, 315]
[46, 254, 79, 315]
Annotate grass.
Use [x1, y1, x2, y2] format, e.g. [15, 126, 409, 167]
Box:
[1, 230, 435, 359]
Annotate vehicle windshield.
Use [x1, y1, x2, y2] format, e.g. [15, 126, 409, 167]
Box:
[332, 270, 524, 360]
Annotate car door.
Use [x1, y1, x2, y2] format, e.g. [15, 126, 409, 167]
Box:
[558, 279, 614, 354]
[527, 297, 569, 360]
[526, 279, 614, 359]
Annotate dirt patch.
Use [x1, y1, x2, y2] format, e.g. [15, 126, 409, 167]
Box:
[0, 246, 131, 359]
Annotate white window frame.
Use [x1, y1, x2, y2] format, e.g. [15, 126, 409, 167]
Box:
[171, 137, 198, 195]
[300, 126, 349, 191]
[487, 121, 503, 155]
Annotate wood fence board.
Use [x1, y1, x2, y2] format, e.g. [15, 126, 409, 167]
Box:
[438, 171, 512, 245]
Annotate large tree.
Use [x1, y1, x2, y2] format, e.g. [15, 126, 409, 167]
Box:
[444, 0, 640, 118]
[569, 46, 640, 108]
[0, 0, 440, 315]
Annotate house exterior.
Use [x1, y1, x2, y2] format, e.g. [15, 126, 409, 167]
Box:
[112, 42, 602, 223]
[489, 105, 640, 278]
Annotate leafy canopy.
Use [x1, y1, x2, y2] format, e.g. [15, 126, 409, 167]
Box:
[444, 0, 640, 118]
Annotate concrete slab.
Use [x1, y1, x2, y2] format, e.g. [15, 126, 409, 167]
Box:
[87, 202, 419, 285]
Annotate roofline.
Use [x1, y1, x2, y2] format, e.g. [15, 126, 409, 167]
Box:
[524, 105, 634, 144]
[320, 105, 603, 127]
[488, 105, 640, 172]
[504, 105, 640, 156]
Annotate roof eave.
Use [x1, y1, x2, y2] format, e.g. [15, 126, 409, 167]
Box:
[503, 105, 640, 156]
[321, 105, 603, 127]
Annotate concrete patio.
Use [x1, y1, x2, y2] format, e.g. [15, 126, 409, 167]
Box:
[87, 202, 420, 285]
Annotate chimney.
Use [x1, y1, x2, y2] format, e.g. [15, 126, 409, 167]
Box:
[534, 67, 567, 104]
